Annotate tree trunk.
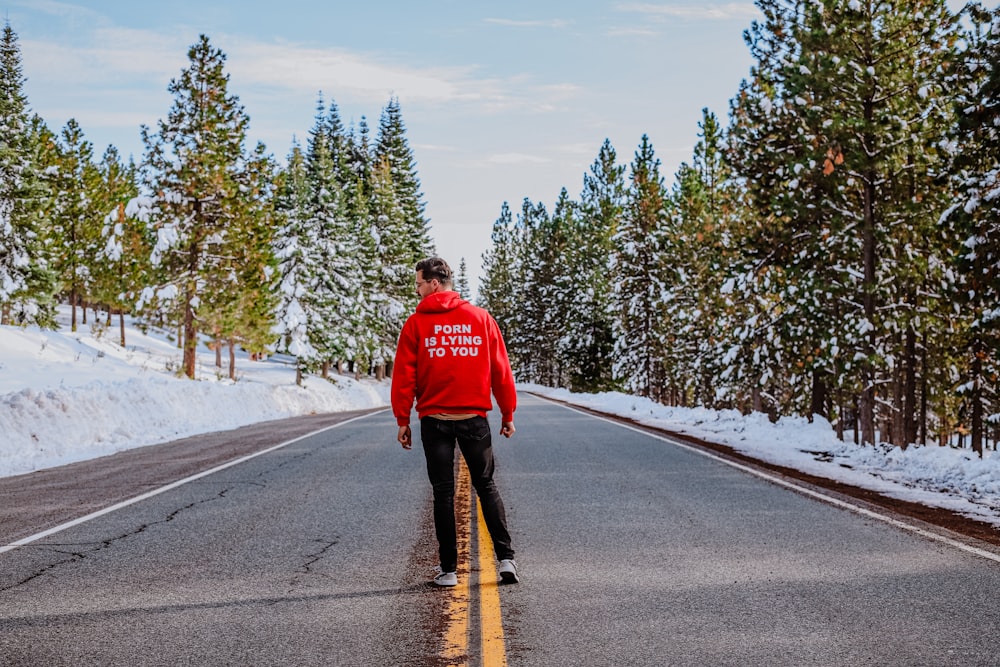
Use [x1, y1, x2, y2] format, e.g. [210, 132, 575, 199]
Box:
[971, 335, 984, 457]
[859, 170, 877, 446]
[809, 370, 827, 423]
[902, 325, 918, 448]
[296, 365, 303, 387]
[228, 339, 236, 381]
[920, 332, 928, 446]
[71, 286, 78, 332]
[322, 360, 330, 379]
[119, 308, 126, 347]
[183, 286, 197, 379]
[892, 357, 904, 449]
[215, 339, 222, 369]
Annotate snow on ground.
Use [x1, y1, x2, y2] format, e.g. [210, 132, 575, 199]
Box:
[522, 384, 1000, 529]
[3, 307, 999, 533]
[0, 307, 390, 478]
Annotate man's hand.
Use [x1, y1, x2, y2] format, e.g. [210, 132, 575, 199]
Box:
[500, 421, 515, 438]
[398, 425, 412, 450]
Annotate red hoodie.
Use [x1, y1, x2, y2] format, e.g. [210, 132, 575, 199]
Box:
[391, 291, 516, 426]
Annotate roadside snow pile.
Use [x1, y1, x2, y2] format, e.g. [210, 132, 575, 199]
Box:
[0, 310, 390, 478]
[522, 384, 1000, 528]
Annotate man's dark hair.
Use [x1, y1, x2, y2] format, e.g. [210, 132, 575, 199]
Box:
[416, 257, 453, 285]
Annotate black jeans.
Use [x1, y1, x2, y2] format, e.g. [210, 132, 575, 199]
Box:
[420, 416, 514, 572]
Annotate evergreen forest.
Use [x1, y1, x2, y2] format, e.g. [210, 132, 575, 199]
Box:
[0, 30, 434, 386]
[477, 0, 1000, 455]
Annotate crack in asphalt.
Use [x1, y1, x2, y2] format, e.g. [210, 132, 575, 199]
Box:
[299, 537, 341, 573]
[0, 487, 234, 593]
[2, 428, 350, 594]
[288, 536, 341, 589]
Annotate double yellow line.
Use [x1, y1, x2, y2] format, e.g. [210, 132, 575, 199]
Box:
[441, 458, 508, 666]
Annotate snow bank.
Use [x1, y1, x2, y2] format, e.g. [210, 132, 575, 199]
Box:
[0, 310, 389, 478]
[522, 384, 1000, 528]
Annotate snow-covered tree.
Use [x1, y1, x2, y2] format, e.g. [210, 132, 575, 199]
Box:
[455, 257, 471, 300]
[93, 146, 149, 346]
[139, 35, 273, 379]
[478, 202, 519, 346]
[614, 135, 671, 399]
[374, 97, 434, 264]
[48, 118, 102, 331]
[943, 2, 1000, 456]
[566, 139, 625, 393]
[664, 110, 741, 408]
[314, 100, 368, 375]
[273, 142, 319, 384]
[0, 23, 55, 327]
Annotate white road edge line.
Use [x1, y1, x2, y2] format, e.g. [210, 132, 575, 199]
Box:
[539, 395, 1000, 565]
[0, 410, 386, 556]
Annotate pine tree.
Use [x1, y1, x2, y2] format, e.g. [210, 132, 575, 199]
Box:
[48, 118, 102, 331]
[273, 142, 319, 385]
[567, 139, 625, 393]
[202, 141, 278, 380]
[455, 258, 471, 300]
[371, 97, 434, 378]
[93, 146, 149, 347]
[944, 2, 1000, 456]
[665, 110, 741, 408]
[521, 189, 575, 386]
[0, 23, 55, 326]
[725, 0, 851, 419]
[613, 135, 671, 399]
[478, 202, 519, 349]
[139, 35, 270, 379]
[305, 96, 358, 376]
[374, 97, 434, 263]
[508, 198, 551, 382]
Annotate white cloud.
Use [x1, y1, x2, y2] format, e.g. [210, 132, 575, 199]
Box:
[23, 25, 579, 117]
[22, 30, 192, 86]
[223, 40, 499, 106]
[484, 18, 571, 29]
[616, 2, 760, 21]
[8, 0, 100, 20]
[607, 26, 661, 37]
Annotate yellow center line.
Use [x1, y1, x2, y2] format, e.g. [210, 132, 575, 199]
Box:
[438, 456, 509, 666]
[477, 498, 508, 667]
[442, 457, 472, 665]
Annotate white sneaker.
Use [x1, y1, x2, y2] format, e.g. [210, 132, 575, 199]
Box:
[498, 559, 519, 584]
[433, 567, 457, 587]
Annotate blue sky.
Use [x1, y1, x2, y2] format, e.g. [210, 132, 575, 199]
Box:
[5, 0, 968, 293]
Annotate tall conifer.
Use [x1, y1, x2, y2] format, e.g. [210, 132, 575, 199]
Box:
[0, 23, 54, 326]
[944, 3, 1000, 455]
[139, 34, 269, 379]
[614, 135, 671, 399]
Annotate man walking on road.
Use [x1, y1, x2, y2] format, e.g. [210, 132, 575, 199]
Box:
[391, 257, 519, 587]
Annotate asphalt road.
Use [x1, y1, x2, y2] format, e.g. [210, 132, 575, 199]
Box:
[2, 393, 1000, 666]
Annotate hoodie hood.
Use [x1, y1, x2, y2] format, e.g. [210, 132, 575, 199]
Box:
[416, 290, 468, 314]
